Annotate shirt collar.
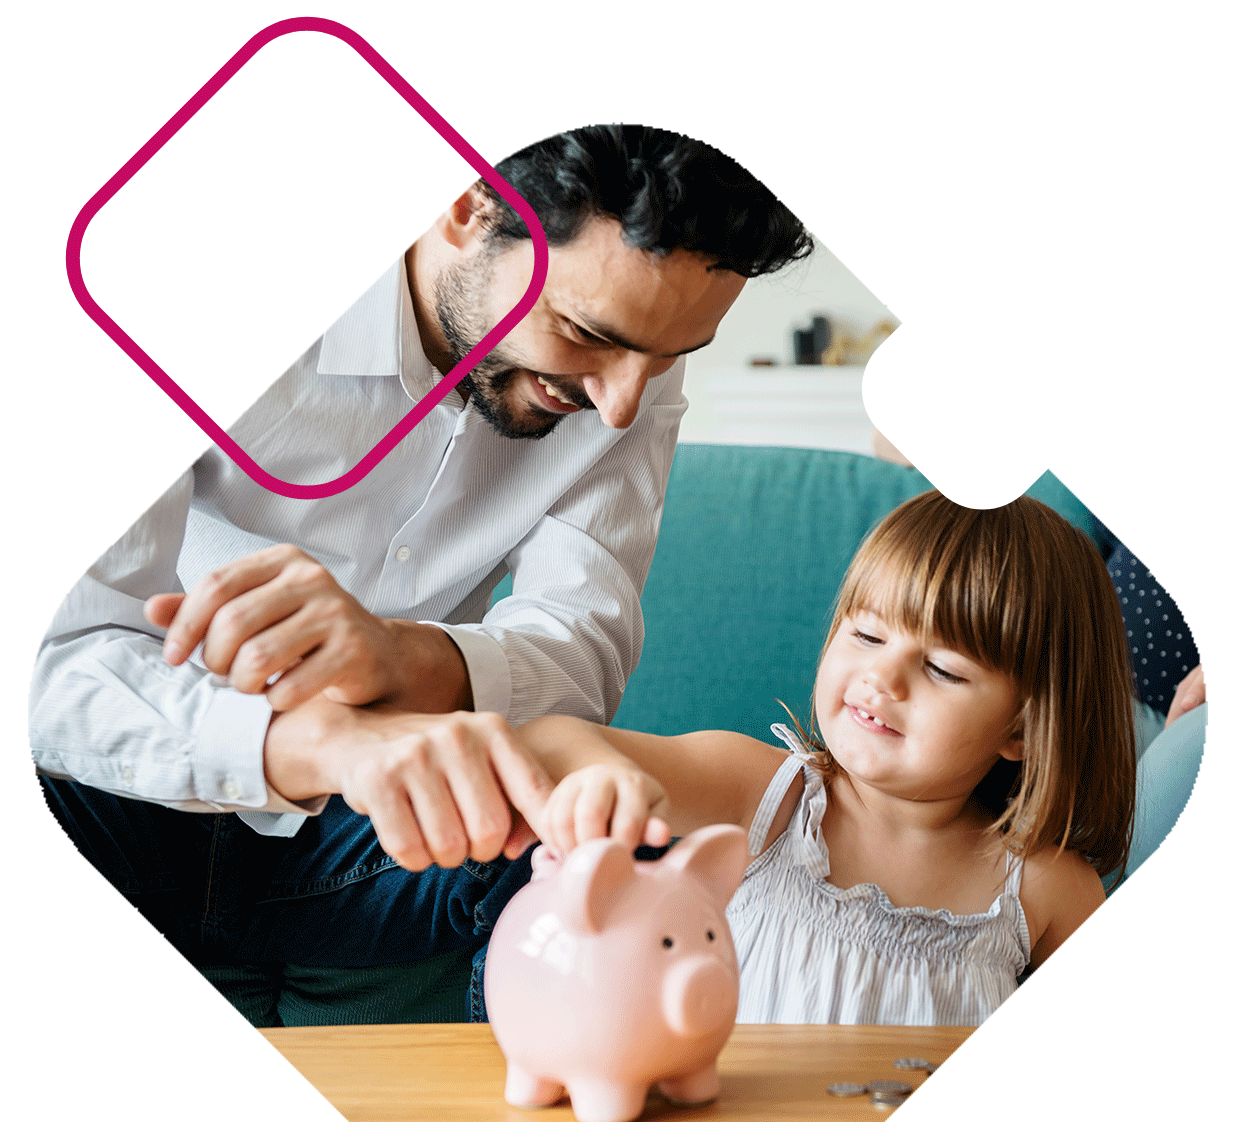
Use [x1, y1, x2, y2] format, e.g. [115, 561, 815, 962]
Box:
[315, 254, 437, 400]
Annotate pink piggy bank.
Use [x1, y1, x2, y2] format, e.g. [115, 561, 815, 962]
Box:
[484, 824, 748, 1122]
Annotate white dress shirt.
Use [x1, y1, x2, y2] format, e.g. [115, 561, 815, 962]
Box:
[31, 256, 686, 835]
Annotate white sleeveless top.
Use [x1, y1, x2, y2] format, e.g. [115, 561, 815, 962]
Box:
[726, 725, 1032, 1026]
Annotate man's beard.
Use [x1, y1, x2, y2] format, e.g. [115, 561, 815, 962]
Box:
[434, 253, 591, 440]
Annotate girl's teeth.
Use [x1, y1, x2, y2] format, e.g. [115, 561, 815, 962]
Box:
[858, 708, 886, 727]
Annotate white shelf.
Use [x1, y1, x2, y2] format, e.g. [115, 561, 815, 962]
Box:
[678, 365, 874, 454]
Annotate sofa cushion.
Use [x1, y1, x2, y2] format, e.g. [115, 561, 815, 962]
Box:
[1109, 701, 1207, 891]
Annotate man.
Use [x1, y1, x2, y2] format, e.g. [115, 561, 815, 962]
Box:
[32, 124, 811, 1021]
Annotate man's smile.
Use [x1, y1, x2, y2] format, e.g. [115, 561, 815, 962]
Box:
[527, 372, 593, 414]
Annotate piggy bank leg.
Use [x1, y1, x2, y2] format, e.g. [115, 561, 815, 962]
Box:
[657, 1063, 720, 1105]
[565, 1078, 649, 1122]
[503, 1063, 565, 1108]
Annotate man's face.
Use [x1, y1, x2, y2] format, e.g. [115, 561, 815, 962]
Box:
[435, 217, 747, 439]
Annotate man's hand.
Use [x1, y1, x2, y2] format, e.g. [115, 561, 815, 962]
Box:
[1165, 664, 1205, 728]
[539, 761, 671, 857]
[144, 544, 471, 712]
[266, 700, 555, 871]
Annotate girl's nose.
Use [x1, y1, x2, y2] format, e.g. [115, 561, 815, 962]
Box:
[863, 651, 908, 699]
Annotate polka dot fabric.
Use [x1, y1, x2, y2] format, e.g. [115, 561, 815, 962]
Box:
[1106, 542, 1200, 714]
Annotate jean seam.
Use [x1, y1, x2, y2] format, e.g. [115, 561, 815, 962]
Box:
[460, 857, 502, 886]
[262, 856, 400, 902]
[201, 815, 225, 933]
[261, 853, 500, 904]
[468, 958, 487, 1023]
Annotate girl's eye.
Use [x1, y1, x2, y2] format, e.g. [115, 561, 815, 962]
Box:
[927, 661, 965, 684]
[852, 628, 882, 645]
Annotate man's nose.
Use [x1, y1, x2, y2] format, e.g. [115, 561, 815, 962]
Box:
[589, 353, 666, 429]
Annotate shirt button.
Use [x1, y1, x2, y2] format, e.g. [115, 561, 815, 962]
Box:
[120, 766, 134, 786]
[395, 546, 411, 562]
[223, 777, 241, 800]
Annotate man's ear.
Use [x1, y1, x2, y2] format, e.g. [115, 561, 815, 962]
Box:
[435, 184, 490, 251]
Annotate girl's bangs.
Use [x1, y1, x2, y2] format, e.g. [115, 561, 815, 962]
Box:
[833, 498, 1027, 678]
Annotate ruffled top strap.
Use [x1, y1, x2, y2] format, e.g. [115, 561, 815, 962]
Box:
[742, 723, 831, 879]
[1003, 848, 1024, 895]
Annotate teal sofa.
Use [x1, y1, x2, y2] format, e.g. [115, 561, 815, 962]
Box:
[205, 445, 1205, 1025]
[613, 446, 1107, 741]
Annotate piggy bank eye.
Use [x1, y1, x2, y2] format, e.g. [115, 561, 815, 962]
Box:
[662, 937, 674, 949]
[706, 930, 715, 942]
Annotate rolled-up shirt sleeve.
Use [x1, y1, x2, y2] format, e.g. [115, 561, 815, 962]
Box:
[434, 362, 687, 727]
[30, 338, 687, 827]
[29, 470, 323, 834]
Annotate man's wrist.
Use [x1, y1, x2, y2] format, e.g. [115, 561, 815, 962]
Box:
[263, 696, 353, 803]
[383, 619, 474, 712]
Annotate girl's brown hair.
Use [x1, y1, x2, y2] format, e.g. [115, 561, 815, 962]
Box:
[797, 490, 1136, 880]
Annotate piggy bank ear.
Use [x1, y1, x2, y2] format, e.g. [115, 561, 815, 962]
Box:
[558, 838, 637, 934]
[660, 824, 749, 908]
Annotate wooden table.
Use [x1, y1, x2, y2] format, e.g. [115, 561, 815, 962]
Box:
[261, 1022, 974, 1121]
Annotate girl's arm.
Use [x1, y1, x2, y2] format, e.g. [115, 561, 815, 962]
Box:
[518, 715, 796, 856]
[1019, 847, 1107, 970]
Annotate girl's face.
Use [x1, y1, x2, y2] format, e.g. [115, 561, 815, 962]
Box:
[814, 606, 1024, 803]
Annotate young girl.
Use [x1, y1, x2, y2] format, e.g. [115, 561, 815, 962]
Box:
[518, 490, 1137, 1026]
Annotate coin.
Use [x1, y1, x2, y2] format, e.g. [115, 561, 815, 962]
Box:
[871, 1091, 909, 1109]
[894, 1057, 931, 1070]
[827, 1082, 868, 1097]
[866, 1080, 913, 1095]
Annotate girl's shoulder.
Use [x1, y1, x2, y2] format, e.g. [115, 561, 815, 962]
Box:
[1018, 844, 1106, 970]
[1020, 843, 1104, 896]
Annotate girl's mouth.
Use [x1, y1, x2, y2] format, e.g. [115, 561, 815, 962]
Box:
[849, 705, 901, 736]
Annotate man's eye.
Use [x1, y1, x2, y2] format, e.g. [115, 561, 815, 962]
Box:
[571, 323, 610, 346]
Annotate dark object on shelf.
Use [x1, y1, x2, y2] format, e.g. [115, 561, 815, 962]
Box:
[793, 315, 833, 365]
[811, 315, 832, 357]
[748, 357, 779, 367]
[793, 329, 817, 365]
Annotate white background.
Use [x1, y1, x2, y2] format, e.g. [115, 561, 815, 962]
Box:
[685, 241, 897, 369]
[5, 2, 1228, 1119]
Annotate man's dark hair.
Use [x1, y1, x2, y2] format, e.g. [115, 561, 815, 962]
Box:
[481, 123, 813, 278]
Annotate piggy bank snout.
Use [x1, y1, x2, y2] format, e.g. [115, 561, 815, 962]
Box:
[662, 955, 738, 1038]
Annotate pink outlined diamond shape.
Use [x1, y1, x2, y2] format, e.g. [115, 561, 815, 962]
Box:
[65, 17, 548, 501]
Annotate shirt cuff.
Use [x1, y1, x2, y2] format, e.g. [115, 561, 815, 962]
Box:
[193, 684, 328, 831]
[425, 622, 512, 717]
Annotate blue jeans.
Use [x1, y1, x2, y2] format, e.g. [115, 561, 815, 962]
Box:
[39, 777, 534, 1017]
